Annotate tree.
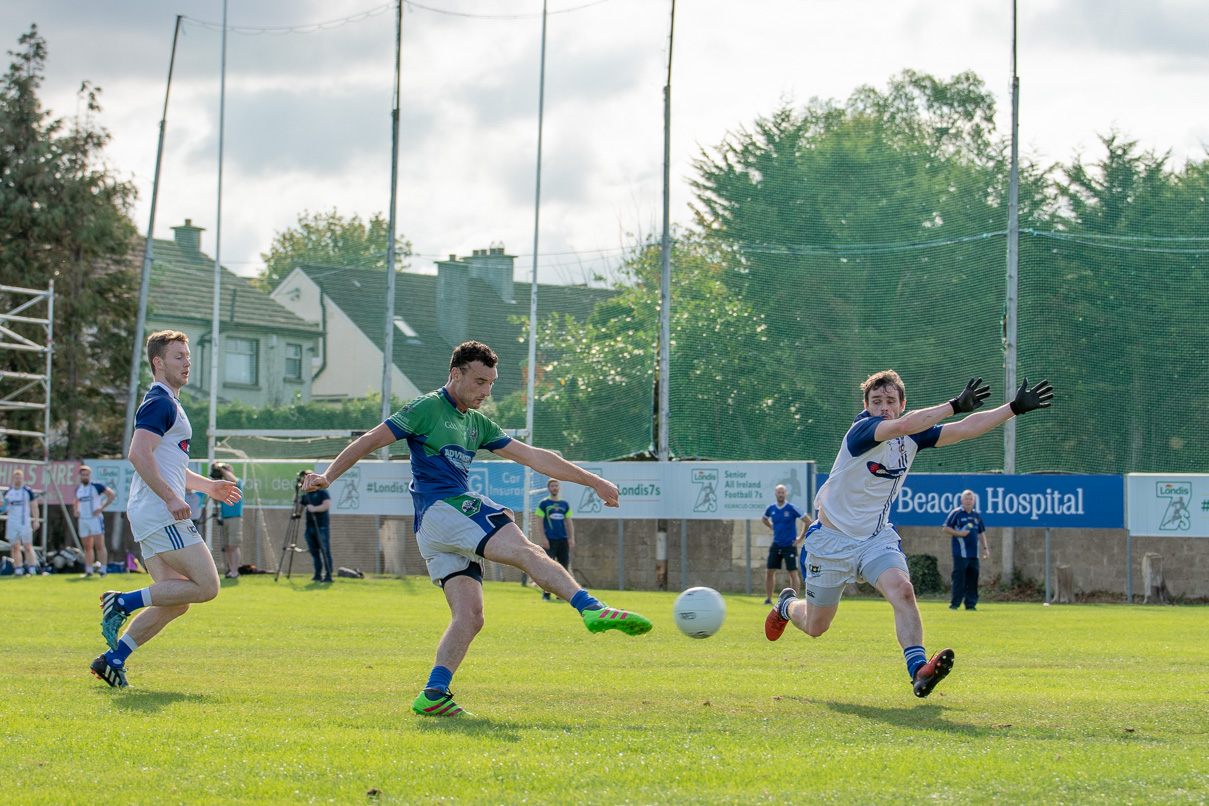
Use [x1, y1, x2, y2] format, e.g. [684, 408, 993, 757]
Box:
[1023, 134, 1209, 473]
[686, 72, 1032, 469]
[503, 230, 790, 461]
[257, 208, 412, 290]
[0, 26, 138, 459]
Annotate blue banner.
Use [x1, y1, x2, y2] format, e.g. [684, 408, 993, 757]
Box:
[815, 473, 1124, 529]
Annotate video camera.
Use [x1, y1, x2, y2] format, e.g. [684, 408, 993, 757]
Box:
[209, 462, 232, 481]
[294, 468, 310, 492]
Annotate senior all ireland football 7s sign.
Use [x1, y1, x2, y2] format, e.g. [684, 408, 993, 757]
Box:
[1126, 474, 1209, 537]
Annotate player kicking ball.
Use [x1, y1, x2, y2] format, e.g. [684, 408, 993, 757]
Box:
[765, 371, 1052, 697]
[91, 331, 242, 688]
[301, 341, 651, 717]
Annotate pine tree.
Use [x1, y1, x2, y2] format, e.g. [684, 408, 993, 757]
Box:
[0, 26, 138, 458]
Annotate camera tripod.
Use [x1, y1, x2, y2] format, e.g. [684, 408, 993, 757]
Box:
[274, 471, 310, 581]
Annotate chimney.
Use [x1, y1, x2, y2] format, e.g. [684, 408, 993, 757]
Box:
[171, 218, 205, 253]
[464, 243, 515, 303]
[435, 255, 469, 347]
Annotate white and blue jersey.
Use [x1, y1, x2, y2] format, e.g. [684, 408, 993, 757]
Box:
[4, 485, 36, 535]
[817, 410, 941, 540]
[75, 483, 110, 519]
[127, 381, 193, 540]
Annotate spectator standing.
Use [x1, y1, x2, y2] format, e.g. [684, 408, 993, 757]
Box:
[301, 486, 333, 583]
[533, 479, 574, 601]
[74, 465, 115, 577]
[942, 490, 988, 611]
[761, 484, 806, 604]
[4, 468, 40, 576]
[209, 463, 245, 579]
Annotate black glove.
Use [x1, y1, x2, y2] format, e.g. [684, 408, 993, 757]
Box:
[949, 377, 991, 414]
[1009, 378, 1054, 415]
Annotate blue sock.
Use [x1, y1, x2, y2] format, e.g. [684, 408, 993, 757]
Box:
[425, 665, 453, 693]
[569, 590, 602, 614]
[105, 634, 139, 669]
[904, 645, 928, 679]
[116, 588, 151, 615]
[779, 593, 797, 620]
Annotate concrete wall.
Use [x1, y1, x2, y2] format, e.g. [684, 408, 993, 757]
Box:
[898, 525, 1209, 600]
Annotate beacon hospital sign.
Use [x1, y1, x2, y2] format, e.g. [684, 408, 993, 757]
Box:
[874, 473, 1124, 529]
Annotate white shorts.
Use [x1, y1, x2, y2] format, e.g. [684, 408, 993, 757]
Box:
[416, 492, 514, 586]
[78, 516, 105, 538]
[6, 523, 33, 544]
[800, 522, 910, 607]
[138, 519, 204, 558]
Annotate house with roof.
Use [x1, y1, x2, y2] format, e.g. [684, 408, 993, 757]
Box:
[269, 246, 615, 402]
[146, 220, 323, 407]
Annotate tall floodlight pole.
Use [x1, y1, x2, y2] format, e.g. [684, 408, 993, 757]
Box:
[523, 0, 549, 542]
[1003, 0, 1021, 578]
[379, 0, 404, 460]
[657, 0, 675, 462]
[117, 17, 183, 552]
[124, 16, 182, 455]
[207, 0, 230, 549]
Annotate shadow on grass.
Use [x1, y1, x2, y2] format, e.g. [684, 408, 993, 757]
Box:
[822, 700, 987, 735]
[413, 714, 598, 740]
[414, 716, 522, 742]
[102, 689, 209, 713]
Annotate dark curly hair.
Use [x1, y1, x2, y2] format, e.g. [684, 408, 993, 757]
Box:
[449, 341, 498, 372]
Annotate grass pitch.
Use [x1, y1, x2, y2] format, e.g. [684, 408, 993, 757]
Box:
[3, 573, 1206, 805]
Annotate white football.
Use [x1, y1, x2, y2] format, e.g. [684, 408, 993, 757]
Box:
[673, 586, 726, 639]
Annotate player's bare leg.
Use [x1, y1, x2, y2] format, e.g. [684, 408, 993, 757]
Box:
[81, 535, 97, 573]
[875, 566, 953, 697]
[122, 543, 219, 646]
[765, 588, 837, 640]
[93, 542, 219, 687]
[431, 575, 485, 676]
[485, 522, 650, 635]
[874, 567, 923, 649]
[788, 598, 838, 637]
[483, 523, 580, 600]
[764, 568, 777, 603]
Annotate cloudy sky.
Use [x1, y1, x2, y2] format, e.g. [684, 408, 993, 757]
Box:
[3, 0, 1206, 283]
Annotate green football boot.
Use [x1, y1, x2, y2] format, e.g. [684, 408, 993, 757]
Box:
[582, 605, 653, 636]
[412, 688, 470, 717]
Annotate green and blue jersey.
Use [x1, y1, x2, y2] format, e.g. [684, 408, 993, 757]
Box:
[536, 497, 572, 541]
[384, 388, 512, 528]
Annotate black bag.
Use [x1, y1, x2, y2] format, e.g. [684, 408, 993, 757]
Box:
[336, 567, 364, 579]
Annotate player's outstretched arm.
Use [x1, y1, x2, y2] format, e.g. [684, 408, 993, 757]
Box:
[302, 423, 397, 491]
[494, 440, 620, 507]
[876, 377, 991, 440]
[935, 378, 1053, 447]
[185, 469, 243, 504]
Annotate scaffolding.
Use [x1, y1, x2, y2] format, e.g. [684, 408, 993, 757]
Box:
[0, 281, 55, 564]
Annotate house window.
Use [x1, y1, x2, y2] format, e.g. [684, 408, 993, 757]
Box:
[226, 337, 259, 385]
[285, 343, 303, 380]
